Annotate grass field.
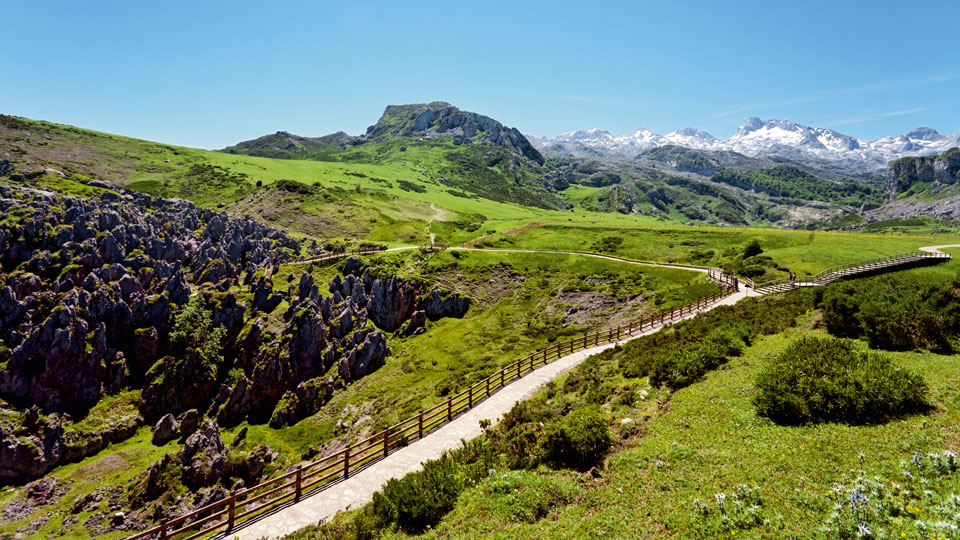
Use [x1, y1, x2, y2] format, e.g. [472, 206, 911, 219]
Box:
[481, 223, 960, 279]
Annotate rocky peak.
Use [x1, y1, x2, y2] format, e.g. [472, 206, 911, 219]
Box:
[904, 127, 943, 141]
[364, 102, 544, 165]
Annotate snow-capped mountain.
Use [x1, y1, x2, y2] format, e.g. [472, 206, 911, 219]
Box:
[531, 118, 960, 173]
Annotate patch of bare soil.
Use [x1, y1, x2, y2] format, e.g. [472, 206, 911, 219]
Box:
[430, 266, 528, 308]
[557, 291, 652, 330]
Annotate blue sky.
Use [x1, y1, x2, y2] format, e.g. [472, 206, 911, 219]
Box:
[2, 1, 958, 149]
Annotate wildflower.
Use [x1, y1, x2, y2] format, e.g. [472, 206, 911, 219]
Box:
[850, 490, 869, 510]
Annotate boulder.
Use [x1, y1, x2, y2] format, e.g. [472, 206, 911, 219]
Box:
[151, 414, 179, 446]
[178, 409, 199, 439]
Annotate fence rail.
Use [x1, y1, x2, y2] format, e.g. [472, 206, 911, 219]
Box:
[293, 245, 389, 264]
[124, 273, 740, 540]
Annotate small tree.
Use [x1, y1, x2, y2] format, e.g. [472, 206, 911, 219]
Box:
[170, 298, 226, 364]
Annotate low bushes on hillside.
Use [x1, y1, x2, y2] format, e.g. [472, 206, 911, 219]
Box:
[753, 336, 929, 425]
[821, 275, 960, 353]
[619, 292, 811, 389]
[368, 439, 496, 534]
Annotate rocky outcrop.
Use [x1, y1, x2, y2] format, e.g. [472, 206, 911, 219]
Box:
[178, 422, 227, 489]
[885, 147, 960, 200]
[0, 184, 299, 419]
[422, 290, 471, 320]
[338, 257, 471, 332]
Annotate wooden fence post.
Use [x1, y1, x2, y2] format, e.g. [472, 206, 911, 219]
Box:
[383, 429, 390, 457]
[500, 368, 505, 388]
[159, 519, 168, 540]
[543, 348, 548, 364]
[295, 464, 303, 501]
[447, 396, 452, 421]
[485, 377, 490, 397]
[418, 410, 424, 439]
[227, 493, 236, 530]
[529, 355, 534, 372]
[468, 385, 473, 408]
[517, 361, 521, 380]
[344, 447, 350, 479]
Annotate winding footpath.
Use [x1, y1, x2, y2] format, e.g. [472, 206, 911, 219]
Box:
[221, 244, 957, 540]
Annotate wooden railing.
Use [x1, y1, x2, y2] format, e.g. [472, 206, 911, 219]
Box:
[294, 245, 388, 264]
[754, 250, 950, 292]
[124, 276, 739, 540]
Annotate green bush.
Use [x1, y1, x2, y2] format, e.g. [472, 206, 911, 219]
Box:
[369, 439, 496, 534]
[650, 331, 743, 389]
[619, 293, 808, 388]
[372, 456, 463, 533]
[742, 239, 763, 258]
[753, 336, 930, 425]
[821, 275, 960, 353]
[540, 406, 611, 471]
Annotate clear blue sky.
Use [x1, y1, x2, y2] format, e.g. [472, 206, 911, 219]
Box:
[2, 1, 958, 149]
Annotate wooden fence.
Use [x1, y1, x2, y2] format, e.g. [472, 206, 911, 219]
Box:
[124, 277, 739, 540]
[753, 250, 950, 294]
[294, 245, 388, 264]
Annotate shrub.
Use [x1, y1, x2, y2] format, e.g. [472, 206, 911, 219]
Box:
[821, 275, 960, 353]
[372, 456, 463, 533]
[619, 293, 806, 388]
[368, 439, 496, 534]
[273, 179, 316, 194]
[753, 336, 929, 425]
[540, 406, 611, 471]
[743, 239, 763, 258]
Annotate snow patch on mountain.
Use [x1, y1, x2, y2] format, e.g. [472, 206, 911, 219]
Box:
[531, 118, 960, 171]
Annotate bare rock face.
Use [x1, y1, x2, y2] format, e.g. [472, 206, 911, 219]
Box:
[0, 418, 64, 483]
[422, 290, 471, 320]
[399, 310, 426, 337]
[885, 147, 960, 200]
[338, 331, 388, 382]
[151, 414, 179, 446]
[0, 304, 104, 414]
[141, 355, 219, 423]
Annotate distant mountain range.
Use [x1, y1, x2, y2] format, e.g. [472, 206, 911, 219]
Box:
[529, 118, 960, 175]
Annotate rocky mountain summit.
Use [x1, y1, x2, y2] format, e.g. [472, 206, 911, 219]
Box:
[363, 102, 544, 164]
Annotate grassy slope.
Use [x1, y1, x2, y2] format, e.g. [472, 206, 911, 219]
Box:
[369, 248, 960, 540]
